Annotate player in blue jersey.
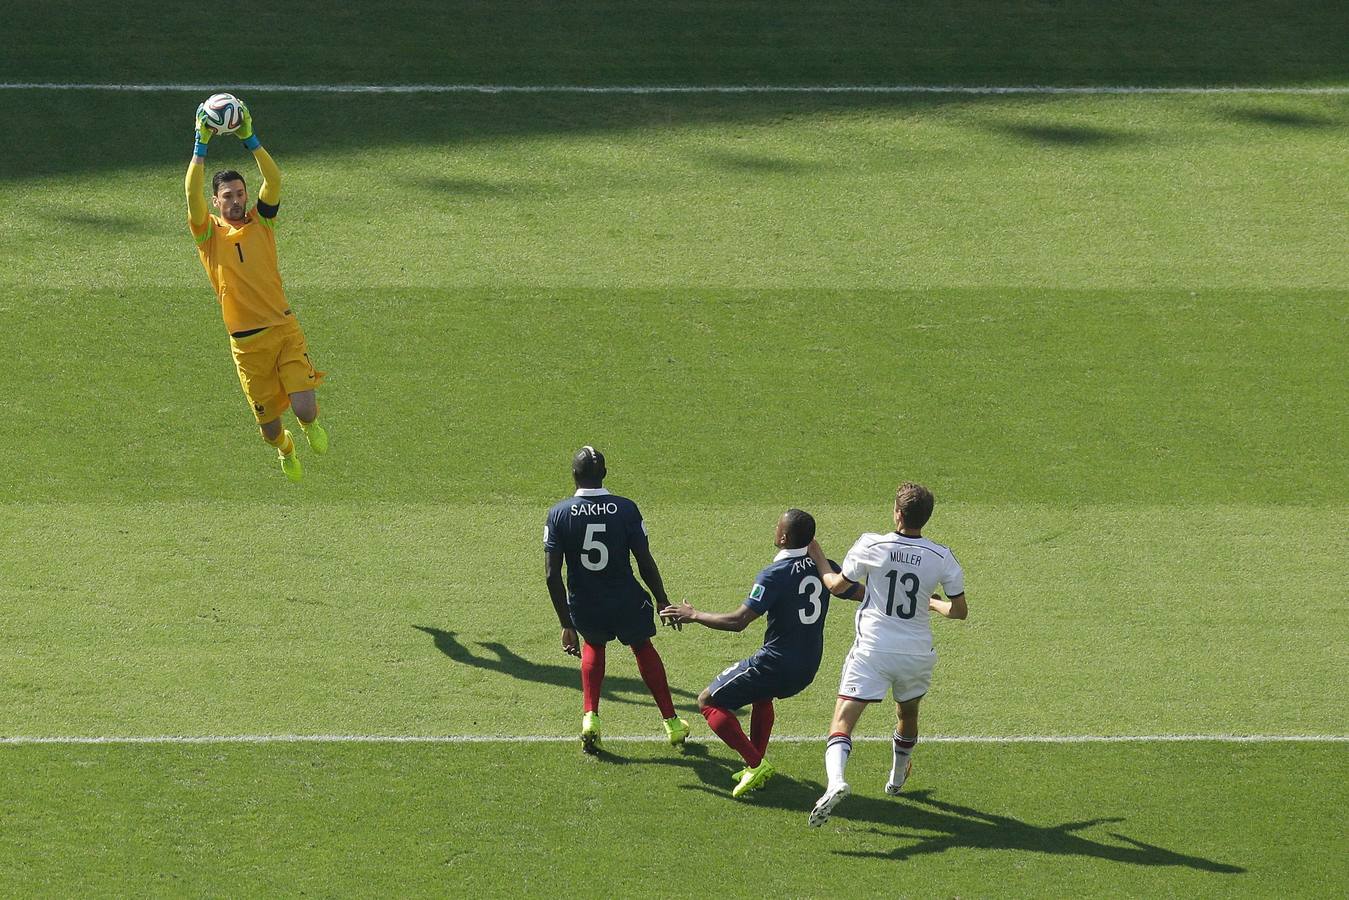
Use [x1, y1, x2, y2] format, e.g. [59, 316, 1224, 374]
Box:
[544, 446, 690, 754]
[660, 508, 851, 798]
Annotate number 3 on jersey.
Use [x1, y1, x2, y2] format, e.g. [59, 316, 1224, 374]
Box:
[798, 575, 824, 624]
[882, 570, 920, 618]
[581, 523, 609, 571]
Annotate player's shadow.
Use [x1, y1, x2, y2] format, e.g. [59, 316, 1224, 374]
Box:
[647, 755, 1241, 874]
[831, 789, 1245, 873]
[586, 740, 723, 775]
[413, 625, 699, 708]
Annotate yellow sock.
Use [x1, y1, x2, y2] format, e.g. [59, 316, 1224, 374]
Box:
[264, 430, 294, 455]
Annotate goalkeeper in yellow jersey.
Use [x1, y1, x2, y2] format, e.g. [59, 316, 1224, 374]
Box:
[185, 100, 328, 482]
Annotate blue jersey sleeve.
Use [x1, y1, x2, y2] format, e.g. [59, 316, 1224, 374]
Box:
[743, 566, 778, 614]
[625, 500, 650, 550]
[543, 506, 564, 552]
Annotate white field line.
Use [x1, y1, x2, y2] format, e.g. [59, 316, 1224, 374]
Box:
[0, 734, 1345, 746]
[1, 82, 1347, 96]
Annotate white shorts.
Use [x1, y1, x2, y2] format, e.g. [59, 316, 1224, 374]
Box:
[837, 646, 936, 703]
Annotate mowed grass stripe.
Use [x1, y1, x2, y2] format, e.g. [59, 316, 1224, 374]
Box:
[7, 0, 1347, 90]
[6, 82, 1349, 93]
[1, 502, 1344, 738]
[1, 741, 1343, 896]
[2, 734, 1345, 745]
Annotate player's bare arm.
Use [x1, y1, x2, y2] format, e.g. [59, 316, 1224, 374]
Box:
[807, 539, 864, 600]
[659, 600, 760, 632]
[929, 592, 968, 620]
[633, 544, 680, 629]
[544, 550, 580, 656]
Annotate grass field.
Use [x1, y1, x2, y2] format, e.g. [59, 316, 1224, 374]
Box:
[1, 1, 1347, 895]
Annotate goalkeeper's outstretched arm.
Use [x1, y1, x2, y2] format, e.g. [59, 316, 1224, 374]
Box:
[253, 145, 281, 206]
[236, 103, 281, 207]
[186, 110, 211, 229]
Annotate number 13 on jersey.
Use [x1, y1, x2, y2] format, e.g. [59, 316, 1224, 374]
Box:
[882, 570, 920, 618]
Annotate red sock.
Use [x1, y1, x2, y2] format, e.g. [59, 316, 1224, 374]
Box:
[581, 642, 605, 713]
[750, 700, 775, 755]
[702, 706, 763, 767]
[631, 641, 676, 719]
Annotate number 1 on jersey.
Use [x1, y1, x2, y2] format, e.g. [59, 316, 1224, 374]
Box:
[581, 523, 609, 571]
[235, 243, 244, 262]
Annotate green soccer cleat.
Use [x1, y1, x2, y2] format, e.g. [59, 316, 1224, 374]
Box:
[278, 432, 302, 482]
[302, 420, 329, 455]
[663, 716, 690, 749]
[580, 711, 602, 755]
[731, 760, 775, 799]
[731, 767, 749, 783]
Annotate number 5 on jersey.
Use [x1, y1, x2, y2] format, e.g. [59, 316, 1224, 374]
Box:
[581, 523, 609, 571]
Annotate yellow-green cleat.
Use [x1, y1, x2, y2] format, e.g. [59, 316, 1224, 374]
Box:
[731, 767, 749, 783]
[302, 420, 329, 455]
[731, 760, 775, 798]
[278, 432, 302, 482]
[663, 716, 690, 749]
[580, 711, 602, 755]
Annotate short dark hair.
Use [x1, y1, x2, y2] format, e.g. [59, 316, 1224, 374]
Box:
[571, 445, 606, 485]
[781, 508, 816, 549]
[894, 482, 935, 530]
[212, 169, 246, 196]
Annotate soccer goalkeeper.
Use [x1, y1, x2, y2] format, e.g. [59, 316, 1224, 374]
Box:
[185, 100, 328, 481]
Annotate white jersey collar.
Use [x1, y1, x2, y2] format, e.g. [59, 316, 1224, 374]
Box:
[773, 546, 809, 562]
[574, 487, 610, 497]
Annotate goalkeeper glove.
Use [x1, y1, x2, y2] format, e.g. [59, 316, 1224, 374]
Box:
[235, 102, 261, 150]
[193, 105, 214, 157]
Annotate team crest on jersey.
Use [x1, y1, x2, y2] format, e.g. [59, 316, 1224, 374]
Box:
[748, 583, 765, 602]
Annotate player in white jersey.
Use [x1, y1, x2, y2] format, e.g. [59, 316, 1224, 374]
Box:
[804, 482, 968, 827]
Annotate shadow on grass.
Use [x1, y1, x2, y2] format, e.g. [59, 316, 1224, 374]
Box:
[601, 746, 1244, 875]
[7, 90, 992, 185]
[4, 1, 1347, 184]
[996, 122, 1137, 147]
[833, 789, 1246, 874]
[1217, 106, 1341, 129]
[413, 625, 699, 708]
[697, 149, 831, 175]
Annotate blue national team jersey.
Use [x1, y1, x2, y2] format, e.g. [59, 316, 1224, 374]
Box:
[544, 489, 650, 611]
[743, 547, 834, 679]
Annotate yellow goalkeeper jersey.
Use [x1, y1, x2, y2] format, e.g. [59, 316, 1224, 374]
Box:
[190, 206, 292, 334]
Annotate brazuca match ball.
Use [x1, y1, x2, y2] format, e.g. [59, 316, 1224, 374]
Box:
[200, 92, 244, 134]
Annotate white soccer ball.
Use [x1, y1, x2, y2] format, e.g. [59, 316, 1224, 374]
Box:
[200, 92, 244, 134]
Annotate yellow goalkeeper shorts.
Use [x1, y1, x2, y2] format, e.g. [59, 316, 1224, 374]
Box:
[228, 318, 325, 424]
